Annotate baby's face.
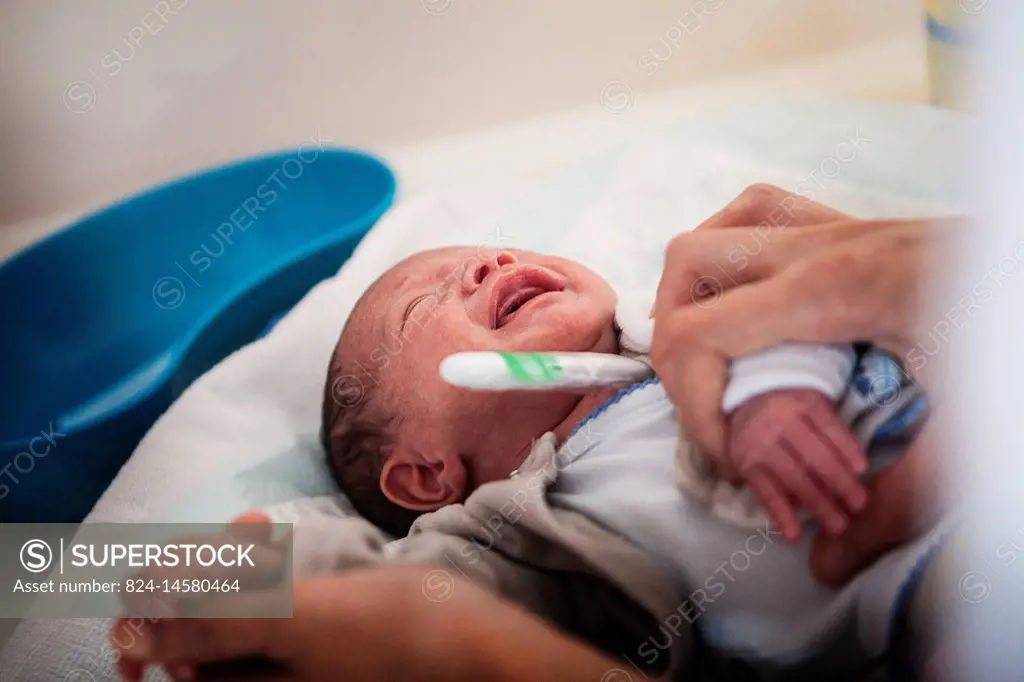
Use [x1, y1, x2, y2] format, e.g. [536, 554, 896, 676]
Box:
[347, 246, 618, 484]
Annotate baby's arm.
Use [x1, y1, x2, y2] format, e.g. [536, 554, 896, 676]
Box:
[723, 342, 869, 542]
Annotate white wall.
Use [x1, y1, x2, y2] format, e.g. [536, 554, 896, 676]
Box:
[0, 0, 924, 228]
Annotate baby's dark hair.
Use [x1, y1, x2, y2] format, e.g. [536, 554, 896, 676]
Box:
[320, 289, 422, 538]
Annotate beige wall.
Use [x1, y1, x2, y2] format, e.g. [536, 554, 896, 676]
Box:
[0, 0, 924, 227]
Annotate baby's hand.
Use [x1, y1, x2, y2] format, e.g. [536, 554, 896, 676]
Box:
[728, 389, 869, 542]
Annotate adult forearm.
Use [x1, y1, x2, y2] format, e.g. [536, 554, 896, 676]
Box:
[450, 587, 643, 682]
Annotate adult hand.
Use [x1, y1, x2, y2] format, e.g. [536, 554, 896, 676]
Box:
[113, 563, 630, 682]
[650, 184, 952, 585]
[652, 184, 937, 460]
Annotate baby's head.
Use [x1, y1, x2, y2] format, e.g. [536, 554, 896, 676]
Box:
[321, 246, 617, 536]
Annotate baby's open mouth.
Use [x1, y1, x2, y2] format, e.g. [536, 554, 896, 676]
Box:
[491, 267, 567, 329]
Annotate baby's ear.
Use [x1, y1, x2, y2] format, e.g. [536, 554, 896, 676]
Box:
[380, 444, 468, 512]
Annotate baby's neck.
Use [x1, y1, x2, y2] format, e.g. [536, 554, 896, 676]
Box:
[549, 386, 622, 444]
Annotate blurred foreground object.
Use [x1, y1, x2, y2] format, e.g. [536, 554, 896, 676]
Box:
[926, 0, 981, 110]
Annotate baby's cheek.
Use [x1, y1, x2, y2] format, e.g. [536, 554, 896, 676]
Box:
[562, 304, 617, 352]
[414, 311, 477, 358]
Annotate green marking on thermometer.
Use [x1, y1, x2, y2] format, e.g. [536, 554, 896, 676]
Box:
[441, 351, 651, 390]
[500, 352, 565, 383]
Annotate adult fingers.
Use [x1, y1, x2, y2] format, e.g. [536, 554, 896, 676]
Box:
[114, 613, 288, 666]
[655, 227, 767, 313]
[654, 219, 894, 317]
[144, 568, 416, 667]
[696, 184, 851, 231]
[656, 272, 811, 361]
[657, 226, 909, 361]
[231, 511, 275, 539]
[651, 226, 787, 458]
[120, 540, 288, 618]
[650, 326, 730, 459]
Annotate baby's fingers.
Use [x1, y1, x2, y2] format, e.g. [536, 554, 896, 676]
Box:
[807, 404, 869, 476]
[746, 469, 802, 543]
[786, 411, 868, 516]
[764, 445, 850, 537]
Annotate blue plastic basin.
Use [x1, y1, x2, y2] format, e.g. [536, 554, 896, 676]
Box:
[0, 148, 395, 522]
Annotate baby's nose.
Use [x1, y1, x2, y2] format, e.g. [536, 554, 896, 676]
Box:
[463, 251, 516, 291]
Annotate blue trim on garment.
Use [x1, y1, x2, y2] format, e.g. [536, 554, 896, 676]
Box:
[569, 376, 661, 437]
[886, 520, 961, 682]
[871, 394, 929, 446]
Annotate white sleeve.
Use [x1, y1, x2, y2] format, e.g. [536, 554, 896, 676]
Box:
[721, 342, 857, 413]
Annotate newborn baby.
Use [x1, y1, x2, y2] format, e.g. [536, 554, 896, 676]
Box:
[322, 246, 930, 674]
[324, 246, 921, 537]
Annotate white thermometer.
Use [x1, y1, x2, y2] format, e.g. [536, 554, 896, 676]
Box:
[440, 351, 653, 391]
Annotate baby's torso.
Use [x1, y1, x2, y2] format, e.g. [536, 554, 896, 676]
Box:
[548, 379, 940, 677]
